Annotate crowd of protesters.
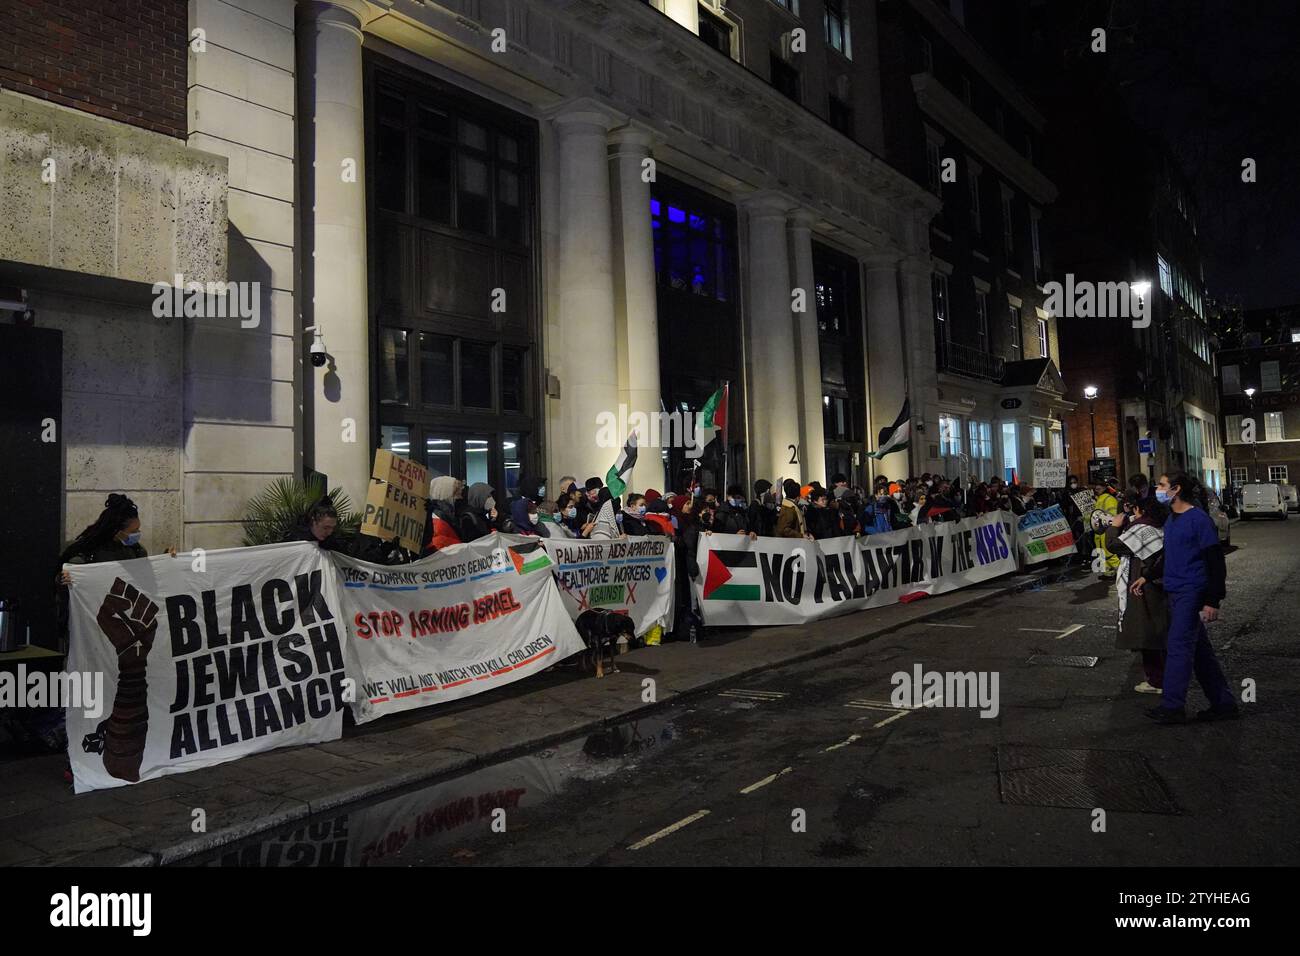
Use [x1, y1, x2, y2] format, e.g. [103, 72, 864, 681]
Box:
[54, 458, 1235, 723]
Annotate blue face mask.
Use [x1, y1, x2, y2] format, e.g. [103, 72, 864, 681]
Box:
[1156, 490, 1172, 504]
[122, 531, 142, 547]
[566, 507, 577, 519]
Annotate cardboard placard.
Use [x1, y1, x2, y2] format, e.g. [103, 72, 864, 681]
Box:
[360, 450, 429, 552]
[1032, 458, 1069, 488]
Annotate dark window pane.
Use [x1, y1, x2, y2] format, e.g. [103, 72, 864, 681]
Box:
[496, 168, 523, 243]
[699, 9, 732, 55]
[497, 134, 519, 163]
[376, 125, 407, 212]
[378, 328, 409, 406]
[418, 106, 452, 136]
[458, 154, 491, 234]
[376, 90, 405, 124]
[461, 341, 493, 409]
[424, 435, 452, 477]
[381, 424, 411, 458]
[465, 435, 491, 486]
[419, 333, 454, 406]
[503, 433, 522, 498]
[502, 347, 525, 412]
[417, 138, 452, 222]
[459, 119, 488, 151]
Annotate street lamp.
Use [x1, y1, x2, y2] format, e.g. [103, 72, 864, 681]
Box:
[1244, 386, 1258, 481]
[1084, 386, 1099, 483]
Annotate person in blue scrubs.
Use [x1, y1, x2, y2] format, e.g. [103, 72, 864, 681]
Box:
[1132, 471, 1239, 723]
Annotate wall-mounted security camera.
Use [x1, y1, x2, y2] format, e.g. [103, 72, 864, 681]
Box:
[306, 325, 327, 368]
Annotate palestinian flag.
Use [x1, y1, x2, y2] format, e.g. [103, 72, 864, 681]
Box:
[508, 542, 551, 575]
[605, 431, 638, 498]
[693, 383, 728, 451]
[867, 399, 910, 460]
[701, 548, 761, 601]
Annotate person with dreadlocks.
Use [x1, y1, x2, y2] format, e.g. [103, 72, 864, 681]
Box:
[57, 494, 171, 586]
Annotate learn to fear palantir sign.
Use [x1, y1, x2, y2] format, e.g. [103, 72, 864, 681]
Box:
[64, 542, 348, 793]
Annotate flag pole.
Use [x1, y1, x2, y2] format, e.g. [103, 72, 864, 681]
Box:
[722, 380, 730, 496]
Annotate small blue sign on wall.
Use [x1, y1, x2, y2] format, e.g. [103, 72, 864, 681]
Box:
[1138, 437, 1156, 455]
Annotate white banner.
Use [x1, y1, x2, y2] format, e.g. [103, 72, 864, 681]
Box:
[65, 543, 347, 793]
[1032, 459, 1069, 488]
[541, 536, 676, 637]
[334, 534, 585, 724]
[1016, 505, 1076, 564]
[694, 511, 1017, 626]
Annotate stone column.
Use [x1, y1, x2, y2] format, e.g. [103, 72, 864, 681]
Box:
[863, 254, 910, 481]
[787, 210, 825, 483]
[299, 0, 372, 506]
[662, 0, 700, 33]
[744, 193, 803, 484]
[608, 124, 662, 493]
[552, 102, 622, 487]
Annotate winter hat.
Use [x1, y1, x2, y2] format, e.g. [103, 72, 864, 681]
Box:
[645, 488, 662, 504]
[754, 479, 773, 497]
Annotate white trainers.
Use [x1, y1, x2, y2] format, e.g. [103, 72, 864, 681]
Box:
[1134, 681, 1162, 694]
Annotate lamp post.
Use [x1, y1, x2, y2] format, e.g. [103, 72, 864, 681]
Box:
[1084, 385, 1098, 481]
[1245, 386, 1258, 481]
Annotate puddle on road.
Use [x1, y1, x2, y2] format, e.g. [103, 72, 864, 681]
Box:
[183, 715, 681, 867]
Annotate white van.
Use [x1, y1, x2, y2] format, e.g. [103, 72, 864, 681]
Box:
[1281, 484, 1299, 513]
[1241, 482, 1288, 520]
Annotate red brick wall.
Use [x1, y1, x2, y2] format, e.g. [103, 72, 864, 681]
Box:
[0, 0, 187, 137]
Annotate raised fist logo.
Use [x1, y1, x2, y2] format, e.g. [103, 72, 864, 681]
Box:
[82, 578, 159, 782]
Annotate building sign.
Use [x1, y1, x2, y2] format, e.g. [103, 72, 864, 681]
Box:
[1138, 437, 1156, 455]
[1000, 398, 1023, 409]
[1092, 446, 1111, 459]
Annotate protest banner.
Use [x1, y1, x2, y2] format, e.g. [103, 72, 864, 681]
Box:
[333, 534, 584, 724]
[64, 543, 347, 793]
[1032, 459, 1069, 488]
[541, 536, 675, 637]
[361, 449, 429, 552]
[1016, 505, 1076, 564]
[1071, 489, 1097, 528]
[694, 511, 1017, 626]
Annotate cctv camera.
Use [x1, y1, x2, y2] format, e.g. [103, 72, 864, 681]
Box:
[306, 325, 327, 367]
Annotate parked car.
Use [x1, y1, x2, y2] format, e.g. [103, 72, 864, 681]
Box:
[1204, 490, 1231, 546]
[1281, 483, 1299, 513]
[1240, 482, 1288, 520]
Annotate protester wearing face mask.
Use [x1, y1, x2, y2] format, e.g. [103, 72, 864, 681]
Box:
[1141, 472, 1237, 723]
[57, 494, 172, 588]
[713, 484, 753, 537]
[458, 483, 498, 542]
[621, 493, 657, 536]
[535, 498, 573, 538]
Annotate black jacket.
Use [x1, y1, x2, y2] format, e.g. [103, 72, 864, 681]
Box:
[746, 499, 777, 537]
[714, 500, 749, 535]
[805, 505, 842, 540]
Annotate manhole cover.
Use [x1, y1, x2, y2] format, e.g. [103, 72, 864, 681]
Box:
[1027, 654, 1099, 668]
[997, 745, 1179, 814]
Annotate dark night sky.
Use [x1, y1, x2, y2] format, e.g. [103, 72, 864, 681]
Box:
[1027, 0, 1300, 310]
